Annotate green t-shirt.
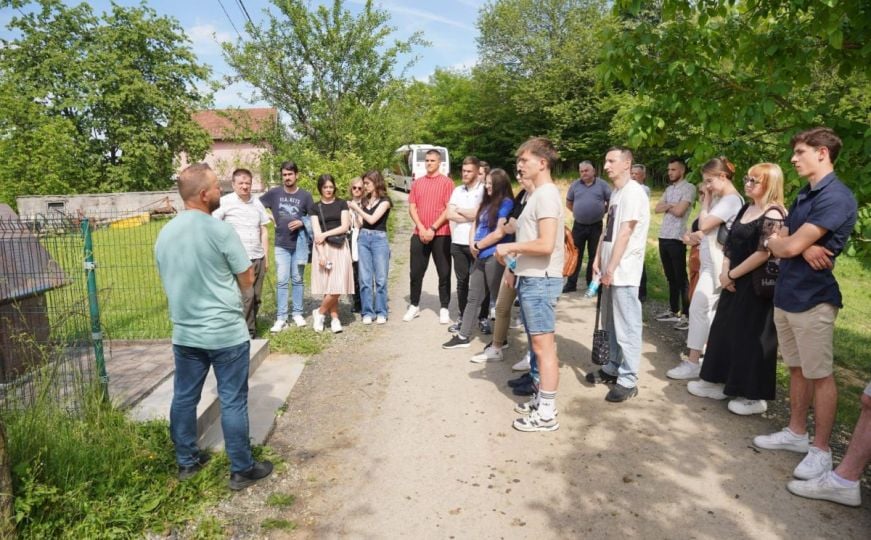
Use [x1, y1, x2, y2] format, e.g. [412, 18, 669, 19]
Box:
[155, 210, 251, 349]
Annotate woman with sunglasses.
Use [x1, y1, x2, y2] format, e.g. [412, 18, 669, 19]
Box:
[311, 174, 354, 333]
[348, 170, 392, 324]
[667, 156, 743, 380]
[348, 177, 364, 314]
[689, 164, 786, 415]
[443, 168, 514, 349]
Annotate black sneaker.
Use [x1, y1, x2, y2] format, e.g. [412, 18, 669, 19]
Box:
[478, 318, 492, 334]
[447, 322, 460, 333]
[507, 373, 533, 388]
[442, 334, 471, 349]
[229, 461, 274, 491]
[512, 381, 538, 396]
[585, 369, 618, 385]
[562, 284, 577, 293]
[605, 384, 638, 402]
[178, 451, 211, 481]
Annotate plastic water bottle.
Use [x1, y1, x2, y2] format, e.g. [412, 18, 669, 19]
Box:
[506, 255, 517, 272]
[584, 273, 600, 298]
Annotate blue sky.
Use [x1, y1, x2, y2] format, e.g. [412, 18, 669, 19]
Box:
[1, 0, 484, 108]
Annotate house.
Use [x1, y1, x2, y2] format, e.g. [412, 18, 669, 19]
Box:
[179, 108, 279, 193]
[0, 205, 70, 383]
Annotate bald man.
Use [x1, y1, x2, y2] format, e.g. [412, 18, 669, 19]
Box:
[155, 163, 272, 490]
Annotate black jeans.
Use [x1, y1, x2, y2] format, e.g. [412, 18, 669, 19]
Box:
[451, 243, 489, 319]
[658, 238, 689, 315]
[565, 221, 603, 290]
[409, 235, 452, 308]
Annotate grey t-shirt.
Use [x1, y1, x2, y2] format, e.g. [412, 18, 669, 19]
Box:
[566, 177, 611, 225]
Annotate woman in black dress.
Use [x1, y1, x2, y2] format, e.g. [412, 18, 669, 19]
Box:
[688, 163, 786, 415]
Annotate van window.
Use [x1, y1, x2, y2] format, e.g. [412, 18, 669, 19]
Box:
[416, 149, 447, 163]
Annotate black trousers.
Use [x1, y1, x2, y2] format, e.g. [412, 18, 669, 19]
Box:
[451, 243, 489, 319]
[565, 221, 603, 289]
[409, 235, 452, 308]
[658, 238, 689, 315]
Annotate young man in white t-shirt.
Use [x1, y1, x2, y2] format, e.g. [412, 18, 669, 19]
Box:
[446, 156, 485, 329]
[587, 146, 650, 402]
[496, 137, 565, 432]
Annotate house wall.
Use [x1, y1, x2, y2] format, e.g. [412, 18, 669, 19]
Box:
[178, 142, 274, 192]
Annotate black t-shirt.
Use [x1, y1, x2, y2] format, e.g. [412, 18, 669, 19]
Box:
[259, 186, 316, 250]
[317, 199, 348, 233]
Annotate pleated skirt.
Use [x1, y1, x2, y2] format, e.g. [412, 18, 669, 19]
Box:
[311, 241, 355, 295]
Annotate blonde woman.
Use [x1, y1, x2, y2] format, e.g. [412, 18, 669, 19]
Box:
[667, 156, 743, 380]
[689, 164, 786, 415]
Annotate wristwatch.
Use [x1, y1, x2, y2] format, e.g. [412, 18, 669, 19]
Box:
[429, 225, 437, 232]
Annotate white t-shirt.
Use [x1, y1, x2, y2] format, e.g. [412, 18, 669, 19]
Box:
[599, 180, 650, 286]
[448, 182, 484, 245]
[699, 193, 743, 270]
[212, 192, 270, 259]
[515, 183, 565, 277]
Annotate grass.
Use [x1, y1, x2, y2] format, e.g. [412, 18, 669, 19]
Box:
[266, 492, 296, 508]
[261, 518, 297, 531]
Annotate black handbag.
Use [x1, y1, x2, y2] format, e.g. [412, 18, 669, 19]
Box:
[751, 206, 786, 299]
[591, 287, 610, 366]
[318, 203, 347, 247]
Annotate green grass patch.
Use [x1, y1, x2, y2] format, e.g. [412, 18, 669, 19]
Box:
[266, 492, 296, 508]
[261, 518, 297, 531]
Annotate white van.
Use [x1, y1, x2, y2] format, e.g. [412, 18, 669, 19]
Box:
[386, 144, 450, 192]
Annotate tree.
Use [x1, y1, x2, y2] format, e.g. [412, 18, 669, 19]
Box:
[223, 0, 425, 165]
[0, 0, 212, 207]
[599, 0, 870, 255]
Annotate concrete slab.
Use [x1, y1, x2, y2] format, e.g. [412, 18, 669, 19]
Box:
[199, 353, 306, 449]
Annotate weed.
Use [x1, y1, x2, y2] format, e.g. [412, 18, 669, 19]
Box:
[191, 516, 226, 540]
[267, 327, 330, 355]
[266, 492, 296, 508]
[261, 518, 296, 531]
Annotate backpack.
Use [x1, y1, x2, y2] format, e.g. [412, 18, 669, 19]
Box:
[563, 226, 578, 277]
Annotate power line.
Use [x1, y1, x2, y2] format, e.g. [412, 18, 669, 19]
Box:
[216, 0, 243, 39]
[235, 0, 255, 27]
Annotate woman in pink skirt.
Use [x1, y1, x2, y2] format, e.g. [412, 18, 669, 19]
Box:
[311, 174, 354, 333]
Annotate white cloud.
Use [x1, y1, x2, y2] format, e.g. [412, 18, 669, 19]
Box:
[352, 1, 475, 32]
[185, 23, 234, 58]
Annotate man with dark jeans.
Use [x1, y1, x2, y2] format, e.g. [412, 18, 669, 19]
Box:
[156, 163, 272, 490]
[654, 157, 696, 324]
[563, 161, 610, 293]
[447, 156, 485, 329]
[404, 149, 454, 322]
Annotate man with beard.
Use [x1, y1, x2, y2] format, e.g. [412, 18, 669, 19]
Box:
[155, 163, 273, 490]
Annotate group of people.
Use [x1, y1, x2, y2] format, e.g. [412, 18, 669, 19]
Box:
[154, 128, 868, 507]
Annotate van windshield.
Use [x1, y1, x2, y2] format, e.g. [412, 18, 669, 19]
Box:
[416, 148, 447, 163]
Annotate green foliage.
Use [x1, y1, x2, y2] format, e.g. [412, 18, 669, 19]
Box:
[223, 0, 426, 165]
[266, 492, 296, 508]
[261, 518, 297, 531]
[0, 0, 212, 208]
[600, 0, 871, 257]
[5, 384, 228, 538]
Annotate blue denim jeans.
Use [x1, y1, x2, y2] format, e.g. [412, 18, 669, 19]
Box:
[357, 229, 390, 318]
[601, 285, 643, 388]
[170, 342, 254, 473]
[275, 245, 305, 320]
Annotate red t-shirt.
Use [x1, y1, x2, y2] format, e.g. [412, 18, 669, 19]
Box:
[408, 174, 454, 236]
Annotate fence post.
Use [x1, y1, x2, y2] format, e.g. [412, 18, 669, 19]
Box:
[81, 218, 109, 401]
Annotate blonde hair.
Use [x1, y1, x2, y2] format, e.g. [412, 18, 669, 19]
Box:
[747, 162, 785, 207]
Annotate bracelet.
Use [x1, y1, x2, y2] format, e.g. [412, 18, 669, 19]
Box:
[473, 242, 480, 250]
[727, 270, 734, 281]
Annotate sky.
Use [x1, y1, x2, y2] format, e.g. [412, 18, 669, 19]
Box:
[1, 0, 485, 108]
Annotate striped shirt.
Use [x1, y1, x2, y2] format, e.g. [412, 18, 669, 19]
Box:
[408, 174, 454, 236]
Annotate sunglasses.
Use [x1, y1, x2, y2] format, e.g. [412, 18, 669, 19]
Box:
[743, 176, 762, 186]
[351, 186, 363, 191]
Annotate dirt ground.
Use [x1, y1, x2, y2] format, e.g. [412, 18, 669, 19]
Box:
[210, 192, 871, 539]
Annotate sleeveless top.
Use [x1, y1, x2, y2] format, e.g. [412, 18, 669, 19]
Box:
[362, 197, 391, 232]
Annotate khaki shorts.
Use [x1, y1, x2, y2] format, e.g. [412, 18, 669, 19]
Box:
[774, 304, 838, 379]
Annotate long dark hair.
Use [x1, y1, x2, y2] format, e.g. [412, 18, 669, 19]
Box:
[362, 169, 391, 205]
[476, 168, 514, 231]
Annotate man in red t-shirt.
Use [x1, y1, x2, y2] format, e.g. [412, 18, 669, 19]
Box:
[404, 149, 454, 322]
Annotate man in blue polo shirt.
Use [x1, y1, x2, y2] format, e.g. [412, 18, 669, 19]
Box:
[752, 127, 858, 485]
[563, 161, 611, 293]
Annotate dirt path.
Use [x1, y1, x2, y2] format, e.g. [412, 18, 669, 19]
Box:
[217, 193, 870, 539]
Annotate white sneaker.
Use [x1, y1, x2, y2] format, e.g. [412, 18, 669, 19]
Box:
[362, 315, 373, 325]
[687, 380, 728, 400]
[727, 398, 767, 415]
[793, 447, 833, 480]
[269, 319, 288, 333]
[787, 471, 861, 507]
[510, 315, 524, 329]
[375, 315, 387, 325]
[673, 317, 690, 331]
[330, 318, 343, 333]
[439, 307, 451, 325]
[753, 428, 809, 453]
[656, 311, 682, 323]
[666, 360, 701, 380]
[402, 305, 420, 322]
[512, 352, 531, 371]
[312, 309, 324, 332]
[470, 345, 503, 363]
[292, 314, 307, 327]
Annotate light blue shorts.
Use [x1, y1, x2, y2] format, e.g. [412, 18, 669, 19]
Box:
[516, 276, 562, 335]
